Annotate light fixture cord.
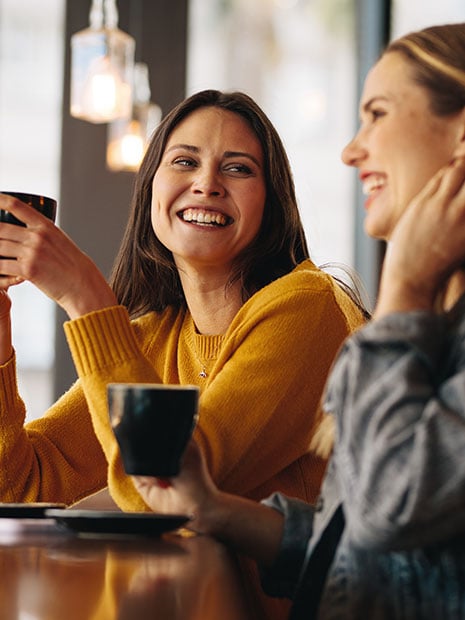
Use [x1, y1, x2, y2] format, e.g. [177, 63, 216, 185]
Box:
[89, 0, 104, 29]
[88, 0, 119, 30]
[104, 0, 119, 29]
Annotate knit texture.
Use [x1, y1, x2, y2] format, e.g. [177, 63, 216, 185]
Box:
[0, 259, 365, 619]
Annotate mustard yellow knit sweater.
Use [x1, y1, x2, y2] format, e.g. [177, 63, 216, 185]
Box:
[0, 259, 364, 508]
[0, 259, 365, 619]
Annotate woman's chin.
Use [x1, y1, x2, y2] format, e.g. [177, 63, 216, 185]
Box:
[363, 218, 385, 241]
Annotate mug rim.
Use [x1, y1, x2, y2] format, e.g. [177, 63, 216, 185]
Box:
[107, 382, 199, 391]
[0, 191, 56, 205]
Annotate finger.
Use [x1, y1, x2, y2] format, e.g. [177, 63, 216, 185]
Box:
[408, 165, 444, 205]
[452, 142, 465, 160]
[436, 156, 465, 199]
[156, 478, 172, 489]
[0, 195, 53, 227]
[0, 258, 21, 279]
[0, 276, 22, 288]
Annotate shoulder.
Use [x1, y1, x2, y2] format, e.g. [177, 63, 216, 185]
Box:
[246, 260, 330, 304]
[256, 260, 348, 299]
[244, 260, 365, 327]
[130, 306, 185, 341]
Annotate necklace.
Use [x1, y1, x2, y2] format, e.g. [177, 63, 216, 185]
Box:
[189, 315, 223, 380]
[194, 350, 207, 379]
[191, 329, 208, 379]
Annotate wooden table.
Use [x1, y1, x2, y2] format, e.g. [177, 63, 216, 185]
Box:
[0, 516, 252, 619]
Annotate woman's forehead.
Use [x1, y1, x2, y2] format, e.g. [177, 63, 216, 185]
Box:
[360, 52, 422, 111]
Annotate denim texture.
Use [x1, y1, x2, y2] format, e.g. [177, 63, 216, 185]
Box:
[261, 294, 465, 618]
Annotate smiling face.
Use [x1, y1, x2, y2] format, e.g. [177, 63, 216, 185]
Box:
[151, 106, 266, 275]
[342, 51, 465, 241]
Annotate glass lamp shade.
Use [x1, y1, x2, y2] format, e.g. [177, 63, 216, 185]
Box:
[70, 25, 135, 123]
[106, 101, 162, 172]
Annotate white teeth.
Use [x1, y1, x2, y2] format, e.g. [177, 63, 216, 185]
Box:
[181, 208, 228, 226]
[362, 175, 386, 196]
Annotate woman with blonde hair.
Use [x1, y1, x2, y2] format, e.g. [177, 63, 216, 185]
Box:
[135, 23, 465, 618]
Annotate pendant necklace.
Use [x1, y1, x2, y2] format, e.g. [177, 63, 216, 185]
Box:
[190, 316, 215, 379]
[192, 335, 208, 378]
[194, 347, 208, 378]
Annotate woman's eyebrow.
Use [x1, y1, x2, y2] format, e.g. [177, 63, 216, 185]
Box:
[165, 144, 261, 167]
[165, 143, 199, 154]
[224, 151, 261, 167]
[360, 95, 389, 114]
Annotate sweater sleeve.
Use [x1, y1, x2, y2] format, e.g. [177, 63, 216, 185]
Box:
[0, 353, 107, 504]
[325, 309, 465, 551]
[64, 305, 163, 510]
[259, 493, 315, 599]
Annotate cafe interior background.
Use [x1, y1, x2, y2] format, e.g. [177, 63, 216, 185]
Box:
[0, 0, 464, 421]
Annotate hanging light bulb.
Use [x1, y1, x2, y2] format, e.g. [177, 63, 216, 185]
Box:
[106, 62, 162, 172]
[70, 0, 135, 123]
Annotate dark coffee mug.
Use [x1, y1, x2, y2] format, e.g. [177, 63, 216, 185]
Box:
[108, 383, 200, 477]
[0, 191, 57, 226]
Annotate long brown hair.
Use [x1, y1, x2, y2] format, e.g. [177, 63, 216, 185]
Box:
[386, 23, 465, 116]
[109, 90, 310, 318]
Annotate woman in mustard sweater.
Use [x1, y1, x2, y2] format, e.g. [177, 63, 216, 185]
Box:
[0, 90, 364, 618]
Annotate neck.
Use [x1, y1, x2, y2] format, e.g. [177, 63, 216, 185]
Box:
[178, 267, 244, 335]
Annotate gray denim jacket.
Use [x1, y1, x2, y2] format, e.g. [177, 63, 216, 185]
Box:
[261, 297, 465, 619]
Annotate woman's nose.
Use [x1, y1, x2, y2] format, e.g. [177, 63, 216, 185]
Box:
[191, 167, 224, 196]
[341, 133, 367, 168]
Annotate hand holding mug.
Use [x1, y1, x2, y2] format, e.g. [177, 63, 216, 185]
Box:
[0, 192, 117, 318]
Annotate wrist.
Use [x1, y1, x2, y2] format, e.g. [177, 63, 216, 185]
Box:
[61, 273, 118, 319]
[194, 489, 231, 537]
[374, 276, 437, 319]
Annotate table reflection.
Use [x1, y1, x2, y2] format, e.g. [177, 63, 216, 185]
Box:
[0, 521, 251, 619]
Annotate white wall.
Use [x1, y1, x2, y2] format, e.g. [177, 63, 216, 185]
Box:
[0, 0, 65, 419]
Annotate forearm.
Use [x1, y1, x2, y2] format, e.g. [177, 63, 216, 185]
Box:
[205, 490, 285, 567]
[57, 255, 118, 320]
[374, 158, 465, 320]
[373, 243, 440, 318]
[64, 306, 171, 511]
[373, 271, 436, 318]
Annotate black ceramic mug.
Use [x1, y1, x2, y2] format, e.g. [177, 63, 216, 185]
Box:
[108, 383, 200, 477]
[0, 191, 57, 226]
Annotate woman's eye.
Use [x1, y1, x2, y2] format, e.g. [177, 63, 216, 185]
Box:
[172, 157, 196, 168]
[224, 163, 253, 175]
[370, 109, 386, 122]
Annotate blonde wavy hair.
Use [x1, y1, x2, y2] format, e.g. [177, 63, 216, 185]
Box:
[386, 23, 465, 116]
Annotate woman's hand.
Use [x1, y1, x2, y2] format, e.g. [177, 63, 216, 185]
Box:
[375, 156, 465, 318]
[0, 195, 118, 319]
[132, 439, 220, 534]
[133, 439, 285, 566]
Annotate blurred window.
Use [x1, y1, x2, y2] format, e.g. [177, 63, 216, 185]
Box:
[187, 0, 357, 268]
[391, 0, 465, 37]
[0, 0, 65, 419]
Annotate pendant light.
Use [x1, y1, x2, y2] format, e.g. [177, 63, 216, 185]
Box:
[106, 62, 162, 172]
[70, 0, 135, 123]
